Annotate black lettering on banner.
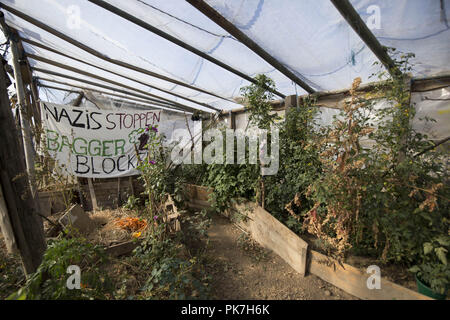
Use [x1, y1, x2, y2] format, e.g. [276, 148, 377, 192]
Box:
[106, 113, 116, 130]
[90, 157, 100, 175]
[71, 109, 86, 128]
[127, 154, 135, 170]
[90, 112, 102, 130]
[117, 155, 126, 172]
[75, 155, 90, 174]
[102, 158, 116, 174]
[85, 110, 90, 129]
[58, 108, 73, 126]
[43, 103, 58, 121]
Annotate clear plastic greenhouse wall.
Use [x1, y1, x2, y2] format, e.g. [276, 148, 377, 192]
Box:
[0, 0, 448, 306]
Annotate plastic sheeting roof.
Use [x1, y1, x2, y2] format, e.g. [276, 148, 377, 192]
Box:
[1, 0, 449, 112]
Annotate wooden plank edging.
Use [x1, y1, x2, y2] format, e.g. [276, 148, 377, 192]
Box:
[185, 184, 432, 300]
[234, 203, 308, 276]
[309, 250, 431, 300]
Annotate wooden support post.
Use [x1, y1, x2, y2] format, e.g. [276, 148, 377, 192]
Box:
[87, 178, 98, 210]
[71, 91, 84, 106]
[0, 184, 18, 254]
[116, 177, 121, 208]
[0, 54, 46, 274]
[128, 176, 135, 197]
[227, 111, 235, 130]
[25, 87, 41, 144]
[284, 95, 297, 112]
[30, 78, 41, 117]
[0, 22, 38, 199]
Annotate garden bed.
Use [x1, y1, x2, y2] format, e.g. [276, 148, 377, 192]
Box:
[185, 184, 432, 300]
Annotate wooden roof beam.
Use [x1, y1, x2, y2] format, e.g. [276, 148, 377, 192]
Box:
[36, 83, 191, 113]
[32, 68, 196, 113]
[330, 0, 402, 79]
[87, 0, 286, 99]
[20, 36, 222, 111]
[0, 3, 229, 102]
[186, 0, 315, 94]
[35, 77, 188, 110]
[27, 54, 204, 113]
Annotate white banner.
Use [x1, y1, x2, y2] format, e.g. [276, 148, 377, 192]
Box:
[40, 102, 200, 178]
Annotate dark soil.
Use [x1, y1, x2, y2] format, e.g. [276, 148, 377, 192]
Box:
[204, 213, 358, 300]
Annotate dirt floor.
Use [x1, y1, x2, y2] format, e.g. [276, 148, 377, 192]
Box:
[1, 208, 359, 300]
[204, 213, 357, 300]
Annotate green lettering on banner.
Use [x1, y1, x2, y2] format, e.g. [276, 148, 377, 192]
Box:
[102, 140, 114, 157]
[58, 135, 72, 152]
[114, 139, 126, 156]
[46, 129, 60, 151]
[73, 137, 88, 155]
[89, 139, 102, 156]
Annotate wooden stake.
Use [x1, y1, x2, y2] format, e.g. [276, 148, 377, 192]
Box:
[87, 178, 98, 210]
[116, 177, 121, 208]
[128, 176, 135, 197]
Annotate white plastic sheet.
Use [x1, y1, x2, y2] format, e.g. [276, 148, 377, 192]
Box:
[0, 0, 448, 112]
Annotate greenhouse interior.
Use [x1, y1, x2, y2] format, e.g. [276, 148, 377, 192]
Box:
[0, 0, 449, 304]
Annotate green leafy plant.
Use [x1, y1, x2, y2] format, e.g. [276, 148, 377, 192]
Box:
[240, 74, 280, 130]
[130, 222, 210, 299]
[204, 150, 259, 213]
[0, 250, 25, 300]
[264, 96, 323, 231]
[9, 237, 113, 300]
[123, 194, 140, 211]
[303, 50, 449, 271]
[409, 235, 450, 295]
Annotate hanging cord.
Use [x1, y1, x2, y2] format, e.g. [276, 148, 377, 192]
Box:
[135, 0, 236, 40]
[441, 0, 449, 28]
[0, 37, 10, 58]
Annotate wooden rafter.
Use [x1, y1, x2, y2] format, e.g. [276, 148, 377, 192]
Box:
[186, 0, 316, 94]
[330, 0, 402, 79]
[87, 0, 286, 99]
[0, 2, 230, 102]
[21, 37, 224, 112]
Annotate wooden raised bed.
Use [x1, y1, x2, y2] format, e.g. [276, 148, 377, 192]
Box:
[38, 190, 70, 216]
[309, 250, 430, 300]
[185, 184, 213, 211]
[228, 202, 308, 276]
[185, 184, 431, 300]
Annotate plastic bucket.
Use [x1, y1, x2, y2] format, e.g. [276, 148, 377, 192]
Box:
[415, 275, 447, 300]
